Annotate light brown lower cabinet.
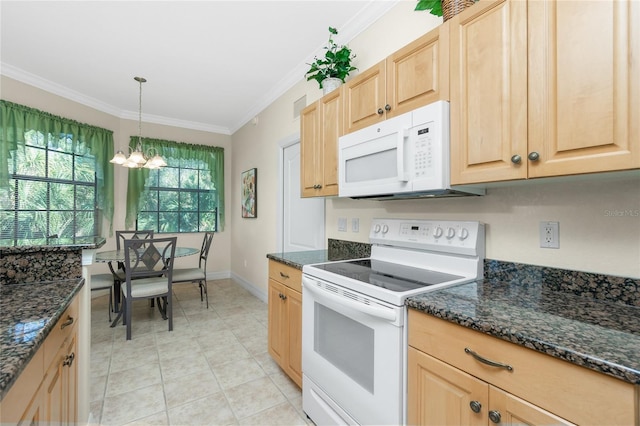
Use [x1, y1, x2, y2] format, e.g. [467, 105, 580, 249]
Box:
[407, 309, 638, 426]
[267, 260, 302, 387]
[408, 347, 573, 425]
[0, 294, 79, 425]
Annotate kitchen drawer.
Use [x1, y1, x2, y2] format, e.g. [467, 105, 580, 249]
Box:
[408, 309, 637, 426]
[44, 296, 79, 369]
[268, 261, 302, 293]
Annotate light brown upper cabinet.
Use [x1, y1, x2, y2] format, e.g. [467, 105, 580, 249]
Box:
[300, 87, 342, 197]
[343, 23, 450, 134]
[451, 0, 640, 185]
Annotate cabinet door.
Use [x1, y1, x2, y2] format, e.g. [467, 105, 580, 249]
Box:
[450, 0, 528, 184]
[17, 392, 43, 426]
[300, 102, 320, 197]
[64, 334, 78, 424]
[408, 347, 487, 426]
[268, 279, 287, 365]
[344, 61, 386, 134]
[43, 347, 65, 423]
[387, 22, 450, 119]
[489, 386, 575, 426]
[285, 288, 302, 387]
[528, 0, 640, 177]
[318, 89, 342, 196]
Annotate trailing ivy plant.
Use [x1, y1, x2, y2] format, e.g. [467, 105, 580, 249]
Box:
[305, 27, 356, 89]
[415, 0, 443, 16]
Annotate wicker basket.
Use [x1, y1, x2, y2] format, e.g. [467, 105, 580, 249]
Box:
[442, 0, 476, 21]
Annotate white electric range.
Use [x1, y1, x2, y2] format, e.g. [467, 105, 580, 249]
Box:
[301, 218, 485, 425]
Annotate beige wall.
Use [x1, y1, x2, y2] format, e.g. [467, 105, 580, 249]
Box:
[1, 75, 233, 278]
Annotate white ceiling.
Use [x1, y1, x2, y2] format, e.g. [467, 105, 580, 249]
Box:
[1, 1, 399, 135]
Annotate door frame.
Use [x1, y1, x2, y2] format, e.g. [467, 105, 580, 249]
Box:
[277, 132, 299, 252]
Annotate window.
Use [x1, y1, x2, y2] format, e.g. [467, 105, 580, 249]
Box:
[124, 137, 225, 232]
[137, 158, 218, 233]
[0, 131, 98, 244]
[0, 100, 115, 245]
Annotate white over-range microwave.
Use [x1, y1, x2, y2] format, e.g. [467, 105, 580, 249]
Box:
[338, 100, 484, 199]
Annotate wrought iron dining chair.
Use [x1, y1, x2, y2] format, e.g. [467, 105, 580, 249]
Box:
[172, 232, 214, 308]
[119, 236, 177, 340]
[90, 273, 115, 321]
[110, 230, 155, 307]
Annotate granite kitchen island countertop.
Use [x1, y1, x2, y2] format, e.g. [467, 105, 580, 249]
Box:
[0, 278, 84, 400]
[406, 277, 640, 385]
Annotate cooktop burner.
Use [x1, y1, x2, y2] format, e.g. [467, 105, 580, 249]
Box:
[312, 259, 464, 292]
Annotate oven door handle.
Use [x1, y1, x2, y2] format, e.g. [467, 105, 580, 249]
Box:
[303, 277, 397, 322]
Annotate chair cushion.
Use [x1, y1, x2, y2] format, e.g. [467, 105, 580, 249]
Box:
[172, 267, 205, 282]
[91, 273, 115, 290]
[122, 278, 170, 299]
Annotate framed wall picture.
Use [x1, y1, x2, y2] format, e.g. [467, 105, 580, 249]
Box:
[241, 168, 257, 218]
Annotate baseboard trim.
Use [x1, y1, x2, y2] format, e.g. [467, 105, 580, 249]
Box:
[230, 272, 267, 303]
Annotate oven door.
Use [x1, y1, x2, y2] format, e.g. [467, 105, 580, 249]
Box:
[302, 275, 405, 426]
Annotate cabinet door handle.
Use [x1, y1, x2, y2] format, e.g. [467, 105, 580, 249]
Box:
[510, 154, 522, 164]
[63, 352, 75, 367]
[469, 400, 482, 413]
[279, 272, 289, 279]
[377, 108, 384, 115]
[384, 104, 391, 112]
[464, 347, 513, 371]
[61, 316, 75, 329]
[528, 151, 540, 161]
[489, 410, 502, 423]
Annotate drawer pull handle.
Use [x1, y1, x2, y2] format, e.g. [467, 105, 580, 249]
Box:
[279, 272, 290, 279]
[61, 316, 75, 329]
[464, 347, 513, 371]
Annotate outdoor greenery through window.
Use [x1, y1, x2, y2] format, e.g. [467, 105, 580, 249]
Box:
[1, 131, 98, 244]
[0, 100, 115, 245]
[124, 136, 225, 233]
[137, 158, 218, 233]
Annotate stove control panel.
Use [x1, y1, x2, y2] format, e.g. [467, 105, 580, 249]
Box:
[369, 218, 485, 256]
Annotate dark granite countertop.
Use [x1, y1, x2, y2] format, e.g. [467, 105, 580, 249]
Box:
[267, 239, 372, 270]
[0, 236, 106, 255]
[267, 250, 331, 270]
[0, 279, 84, 400]
[406, 279, 640, 385]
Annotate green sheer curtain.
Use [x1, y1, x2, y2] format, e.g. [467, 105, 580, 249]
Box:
[0, 99, 115, 235]
[124, 136, 225, 231]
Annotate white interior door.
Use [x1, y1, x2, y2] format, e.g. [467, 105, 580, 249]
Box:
[282, 142, 324, 252]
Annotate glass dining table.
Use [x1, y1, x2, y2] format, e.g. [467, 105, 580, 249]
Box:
[94, 246, 199, 315]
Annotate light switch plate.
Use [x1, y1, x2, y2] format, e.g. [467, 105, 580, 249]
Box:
[338, 217, 347, 232]
[352, 218, 359, 233]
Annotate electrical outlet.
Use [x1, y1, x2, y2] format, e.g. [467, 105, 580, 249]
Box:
[352, 218, 359, 233]
[540, 221, 559, 249]
[338, 217, 347, 232]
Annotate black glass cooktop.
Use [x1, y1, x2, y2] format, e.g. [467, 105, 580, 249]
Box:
[312, 259, 464, 292]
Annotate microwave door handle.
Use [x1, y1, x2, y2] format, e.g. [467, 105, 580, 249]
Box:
[397, 129, 409, 182]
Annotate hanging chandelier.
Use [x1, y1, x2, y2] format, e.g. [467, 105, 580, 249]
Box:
[110, 76, 167, 169]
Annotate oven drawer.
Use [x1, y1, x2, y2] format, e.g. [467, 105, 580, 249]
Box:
[408, 309, 636, 426]
[268, 260, 302, 292]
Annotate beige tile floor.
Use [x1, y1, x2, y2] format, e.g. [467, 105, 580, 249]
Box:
[89, 278, 310, 425]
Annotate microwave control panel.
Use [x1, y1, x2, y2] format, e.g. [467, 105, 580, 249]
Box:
[412, 125, 434, 178]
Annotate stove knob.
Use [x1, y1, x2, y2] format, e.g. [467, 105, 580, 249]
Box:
[374, 224, 381, 234]
[382, 224, 389, 234]
[446, 227, 456, 239]
[433, 226, 443, 238]
[459, 228, 470, 240]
